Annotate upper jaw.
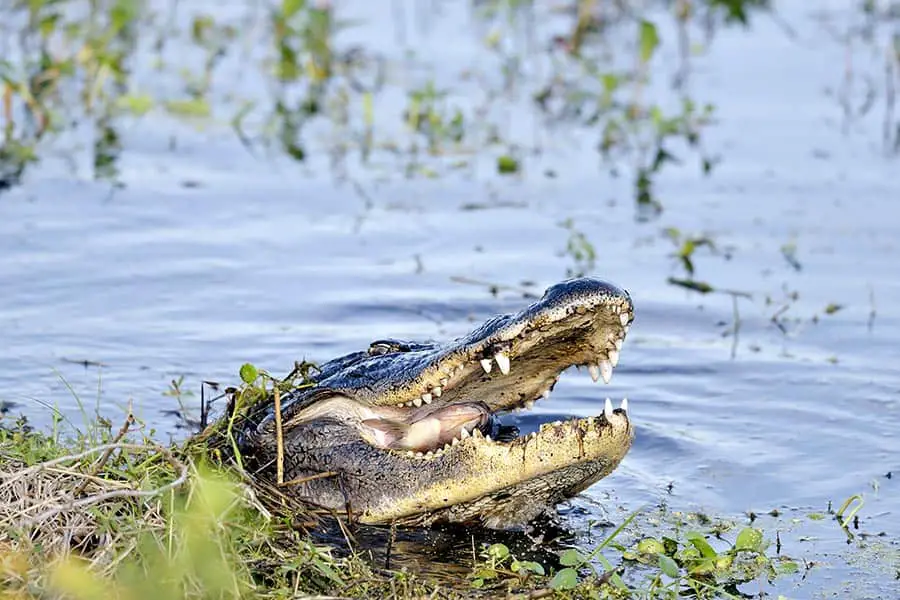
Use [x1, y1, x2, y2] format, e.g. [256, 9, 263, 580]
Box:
[368, 280, 634, 418]
[313, 277, 634, 413]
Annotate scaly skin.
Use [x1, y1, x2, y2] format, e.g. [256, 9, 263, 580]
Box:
[236, 277, 636, 528]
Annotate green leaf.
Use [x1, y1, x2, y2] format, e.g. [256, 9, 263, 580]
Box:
[638, 20, 660, 64]
[824, 303, 843, 315]
[512, 560, 545, 575]
[637, 538, 666, 555]
[497, 155, 520, 174]
[559, 549, 585, 566]
[658, 554, 680, 578]
[549, 567, 578, 590]
[685, 532, 717, 559]
[735, 527, 763, 552]
[164, 98, 211, 118]
[239, 363, 259, 384]
[116, 94, 154, 116]
[777, 559, 799, 574]
[486, 543, 509, 561]
[282, 0, 306, 19]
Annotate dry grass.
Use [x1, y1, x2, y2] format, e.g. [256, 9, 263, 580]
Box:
[0, 407, 439, 600]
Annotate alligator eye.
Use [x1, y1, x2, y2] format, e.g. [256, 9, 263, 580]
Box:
[368, 341, 401, 356]
[368, 339, 415, 356]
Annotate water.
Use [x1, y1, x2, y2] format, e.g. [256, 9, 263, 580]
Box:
[1, 0, 898, 595]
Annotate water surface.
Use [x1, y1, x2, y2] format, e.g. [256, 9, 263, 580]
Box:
[1, 1, 898, 596]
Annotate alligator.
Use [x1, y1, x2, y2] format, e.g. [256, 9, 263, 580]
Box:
[235, 277, 635, 529]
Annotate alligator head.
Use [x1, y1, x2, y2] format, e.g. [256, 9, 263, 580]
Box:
[237, 277, 635, 529]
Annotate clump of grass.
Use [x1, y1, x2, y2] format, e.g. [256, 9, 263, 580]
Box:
[0, 410, 433, 599]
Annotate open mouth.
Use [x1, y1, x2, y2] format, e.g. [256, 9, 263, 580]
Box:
[324, 284, 635, 459]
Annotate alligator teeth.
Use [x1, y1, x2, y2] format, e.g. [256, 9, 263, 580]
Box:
[620, 313, 630, 327]
[452, 437, 460, 446]
[425, 451, 434, 459]
[608, 349, 620, 368]
[415, 451, 425, 458]
[604, 397, 613, 420]
[422, 393, 433, 404]
[472, 428, 483, 438]
[588, 364, 601, 383]
[443, 443, 452, 451]
[599, 360, 613, 384]
[485, 435, 492, 442]
[439, 377, 449, 386]
[620, 397, 629, 412]
[460, 428, 470, 439]
[624, 325, 631, 335]
[494, 351, 511, 375]
[525, 400, 535, 410]
[541, 389, 551, 399]
[480, 358, 493, 374]
[406, 451, 415, 458]
[413, 397, 423, 408]
[614, 338, 623, 351]
[432, 386, 442, 397]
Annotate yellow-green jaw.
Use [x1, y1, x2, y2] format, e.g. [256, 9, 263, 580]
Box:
[360, 402, 633, 527]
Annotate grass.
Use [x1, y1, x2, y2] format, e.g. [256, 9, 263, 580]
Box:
[0, 365, 818, 600]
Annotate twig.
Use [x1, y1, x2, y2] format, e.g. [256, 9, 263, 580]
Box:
[274, 385, 284, 485]
[72, 411, 135, 497]
[280, 471, 338, 488]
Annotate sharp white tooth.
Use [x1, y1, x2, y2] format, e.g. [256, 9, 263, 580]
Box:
[525, 400, 535, 410]
[624, 325, 630, 335]
[472, 428, 483, 438]
[444, 443, 451, 451]
[494, 352, 511, 375]
[480, 358, 493, 374]
[620, 397, 629, 412]
[424, 451, 433, 459]
[541, 389, 551, 399]
[599, 360, 613, 384]
[422, 393, 432, 404]
[620, 313, 630, 326]
[432, 386, 442, 397]
[604, 397, 613, 420]
[614, 339, 623, 351]
[406, 451, 415, 457]
[415, 451, 424, 458]
[608, 349, 620, 367]
[551, 420, 562, 426]
[460, 428, 470, 439]
[440, 378, 449, 386]
[452, 437, 459, 445]
[588, 364, 601, 382]
[485, 435, 492, 442]
[413, 397, 423, 407]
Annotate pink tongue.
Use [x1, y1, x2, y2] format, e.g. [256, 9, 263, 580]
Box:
[360, 403, 490, 452]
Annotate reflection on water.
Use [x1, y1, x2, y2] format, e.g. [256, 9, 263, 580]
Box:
[1, 0, 899, 596]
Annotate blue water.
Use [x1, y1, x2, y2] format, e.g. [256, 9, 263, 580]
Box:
[1, 1, 898, 595]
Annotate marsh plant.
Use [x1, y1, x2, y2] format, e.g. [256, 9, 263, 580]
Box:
[0, 0, 773, 196]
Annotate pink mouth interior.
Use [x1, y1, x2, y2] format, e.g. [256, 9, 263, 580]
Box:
[359, 402, 490, 452]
